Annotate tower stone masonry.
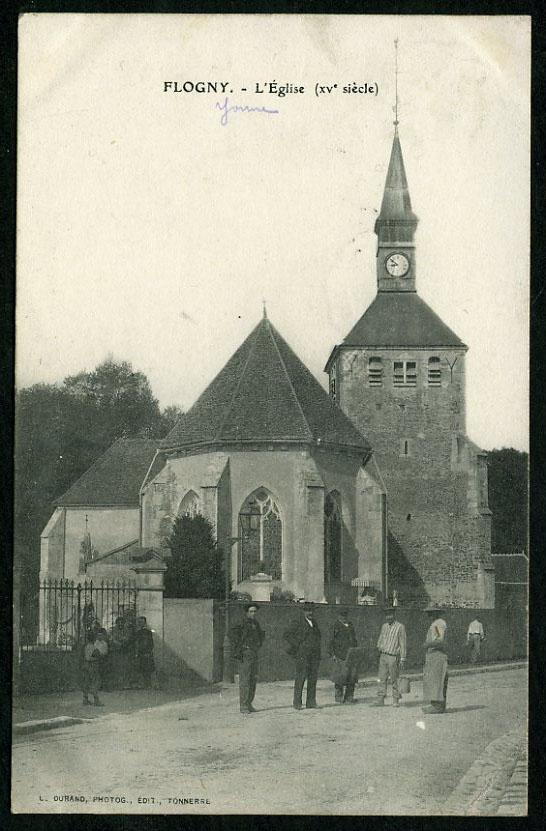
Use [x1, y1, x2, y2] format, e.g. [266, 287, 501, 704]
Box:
[325, 127, 494, 608]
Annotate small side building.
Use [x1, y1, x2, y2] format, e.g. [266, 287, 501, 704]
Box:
[40, 437, 160, 582]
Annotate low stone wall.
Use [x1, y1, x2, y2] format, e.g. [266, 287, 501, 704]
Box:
[20, 649, 78, 694]
[219, 602, 528, 683]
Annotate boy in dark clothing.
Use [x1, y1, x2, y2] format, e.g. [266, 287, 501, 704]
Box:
[328, 609, 358, 703]
[230, 604, 265, 714]
[135, 616, 159, 689]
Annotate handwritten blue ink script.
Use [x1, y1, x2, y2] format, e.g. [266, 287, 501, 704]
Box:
[215, 97, 279, 127]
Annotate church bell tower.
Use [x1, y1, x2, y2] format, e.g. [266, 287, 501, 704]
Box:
[324, 43, 494, 608]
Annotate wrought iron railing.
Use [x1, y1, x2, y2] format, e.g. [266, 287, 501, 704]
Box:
[22, 579, 138, 651]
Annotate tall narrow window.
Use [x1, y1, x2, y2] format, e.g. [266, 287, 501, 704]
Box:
[393, 360, 417, 386]
[329, 364, 337, 401]
[324, 492, 342, 583]
[399, 439, 413, 457]
[239, 489, 282, 581]
[368, 357, 383, 387]
[428, 356, 442, 386]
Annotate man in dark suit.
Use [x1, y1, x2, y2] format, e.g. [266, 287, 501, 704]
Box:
[283, 602, 321, 710]
[328, 609, 358, 703]
[229, 604, 265, 714]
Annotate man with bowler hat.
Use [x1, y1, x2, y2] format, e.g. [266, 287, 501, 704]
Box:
[283, 602, 321, 710]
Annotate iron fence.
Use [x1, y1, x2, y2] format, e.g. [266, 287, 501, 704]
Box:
[22, 579, 138, 651]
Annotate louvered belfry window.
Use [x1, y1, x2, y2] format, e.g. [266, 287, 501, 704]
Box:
[368, 357, 383, 386]
[428, 356, 442, 386]
[393, 360, 417, 386]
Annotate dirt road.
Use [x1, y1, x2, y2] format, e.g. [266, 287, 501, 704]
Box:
[12, 667, 527, 815]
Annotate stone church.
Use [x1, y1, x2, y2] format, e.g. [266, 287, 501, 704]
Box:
[40, 126, 493, 608]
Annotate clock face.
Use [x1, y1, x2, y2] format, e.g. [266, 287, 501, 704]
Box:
[385, 252, 410, 277]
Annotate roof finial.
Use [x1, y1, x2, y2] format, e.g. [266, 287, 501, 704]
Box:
[393, 38, 399, 134]
[262, 298, 268, 319]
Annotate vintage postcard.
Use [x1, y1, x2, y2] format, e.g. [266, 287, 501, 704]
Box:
[13, 14, 529, 815]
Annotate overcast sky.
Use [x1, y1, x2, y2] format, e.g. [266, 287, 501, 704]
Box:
[17, 14, 529, 451]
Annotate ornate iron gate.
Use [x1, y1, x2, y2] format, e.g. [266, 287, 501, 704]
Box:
[24, 579, 138, 651]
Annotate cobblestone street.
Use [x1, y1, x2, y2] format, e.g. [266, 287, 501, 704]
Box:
[12, 666, 527, 815]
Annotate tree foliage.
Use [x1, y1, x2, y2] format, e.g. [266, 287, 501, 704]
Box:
[15, 358, 183, 597]
[164, 514, 225, 599]
[487, 448, 528, 553]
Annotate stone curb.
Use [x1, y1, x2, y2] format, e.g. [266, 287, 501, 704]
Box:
[355, 659, 527, 689]
[260, 659, 527, 691]
[440, 728, 526, 815]
[496, 750, 528, 816]
[13, 716, 92, 736]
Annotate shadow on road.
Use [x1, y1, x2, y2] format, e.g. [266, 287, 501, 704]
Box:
[254, 701, 367, 713]
[445, 705, 487, 714]
[392, 701, 488, 713]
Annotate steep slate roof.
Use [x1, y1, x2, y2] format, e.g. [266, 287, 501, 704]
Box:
[340, 292, 466, 349]
[161, 315, 370, 453]
[56, 438, 158, 507]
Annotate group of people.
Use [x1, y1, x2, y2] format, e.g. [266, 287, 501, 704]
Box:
[79, 615, 159, 706]
[229, 602, 487, 716]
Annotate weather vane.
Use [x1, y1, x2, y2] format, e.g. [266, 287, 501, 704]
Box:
[393, 38, 399, 132]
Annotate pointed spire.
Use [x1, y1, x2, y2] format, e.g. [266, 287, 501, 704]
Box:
[262, 298, 268, 320]
[375, 39, 418, 231]
[375, 134, 417, 223]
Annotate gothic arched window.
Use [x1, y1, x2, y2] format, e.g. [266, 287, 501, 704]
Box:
[324, 492, 342, 583]
[238, 489, 282, 581]
[178, 490, 201, 518]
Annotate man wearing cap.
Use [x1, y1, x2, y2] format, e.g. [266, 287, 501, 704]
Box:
[229, 604, 265, 714]
[422, 606, 448, 714]
[328, 609, 358, 703]
[371, 606, 407, 707]
[283, 602, 321, 710]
